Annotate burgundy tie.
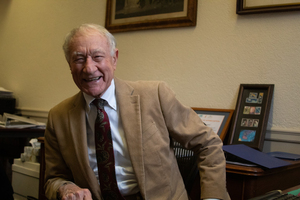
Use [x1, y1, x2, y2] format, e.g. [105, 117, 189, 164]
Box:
[93, 99, 125, 200]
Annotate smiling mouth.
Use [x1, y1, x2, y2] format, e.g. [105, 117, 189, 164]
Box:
[85, 76, 102, 82]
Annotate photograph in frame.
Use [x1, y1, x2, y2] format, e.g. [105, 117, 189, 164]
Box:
[236, 0, 300, 14]
[227, 84, 274, 151]
[192, 108, 234, 141]
[105, 0, 197, 33]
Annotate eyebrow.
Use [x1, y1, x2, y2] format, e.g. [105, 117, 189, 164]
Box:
[72, 49, 105, 57]
[72, 52, 84, 57]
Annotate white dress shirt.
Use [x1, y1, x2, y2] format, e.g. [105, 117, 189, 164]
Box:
[83, 79, 139, 196]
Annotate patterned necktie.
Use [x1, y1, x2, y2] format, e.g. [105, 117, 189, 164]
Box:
[93, 99, 125, 200]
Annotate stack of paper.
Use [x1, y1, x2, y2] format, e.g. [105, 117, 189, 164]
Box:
[0, 113, 45, 129]
[0, 87, 14, 98]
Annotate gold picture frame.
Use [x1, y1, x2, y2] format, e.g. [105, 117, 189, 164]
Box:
[192, 108, 234, 141]
[237, 0, 300, 14]
[105, 0, 197, 33]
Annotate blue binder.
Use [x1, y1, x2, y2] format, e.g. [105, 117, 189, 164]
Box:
[223, 144, 291, 169]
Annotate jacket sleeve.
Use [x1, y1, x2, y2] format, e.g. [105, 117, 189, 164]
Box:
[157, 82, 230, 200]
[44, 109, 75, 200]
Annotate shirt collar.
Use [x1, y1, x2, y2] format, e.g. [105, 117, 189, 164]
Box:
[83, 79, 117, 113]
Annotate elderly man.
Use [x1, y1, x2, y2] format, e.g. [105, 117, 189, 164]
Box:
[44, 23, 230, 200]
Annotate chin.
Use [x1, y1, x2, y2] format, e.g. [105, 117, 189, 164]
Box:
[82, 85, 107, 98]
[88, 91, 104, 98]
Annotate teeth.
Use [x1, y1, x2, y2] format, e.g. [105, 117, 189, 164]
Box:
[87, 77, 101, 81]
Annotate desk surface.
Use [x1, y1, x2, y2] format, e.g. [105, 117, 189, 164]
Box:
[226, 159, 300, 176]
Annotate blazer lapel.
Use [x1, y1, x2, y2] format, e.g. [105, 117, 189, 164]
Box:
[115, 78, 146, 196]
[68, 92, 100, 192]
[68, 93, 89, 167]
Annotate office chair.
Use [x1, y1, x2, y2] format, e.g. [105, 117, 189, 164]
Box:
[172, 139, 200, 199]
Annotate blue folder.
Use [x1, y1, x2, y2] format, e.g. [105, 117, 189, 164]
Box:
[223, 144, 291, 169]
[267, 151, 300, 161]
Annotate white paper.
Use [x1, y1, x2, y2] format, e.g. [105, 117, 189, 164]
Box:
[0, 87, 13, 98]
[198, 114, 225, 135]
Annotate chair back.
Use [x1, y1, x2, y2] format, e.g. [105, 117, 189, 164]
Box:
[172, 139, 199, 196]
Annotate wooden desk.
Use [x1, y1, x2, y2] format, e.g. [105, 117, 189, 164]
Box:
[0, 127, 45, 137]
[226, 160, 300, 200]
[0, 127, 45, 158]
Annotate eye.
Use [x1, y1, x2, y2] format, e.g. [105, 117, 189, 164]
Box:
[93, 55, 103, 62]
[74, 57, 85, 63]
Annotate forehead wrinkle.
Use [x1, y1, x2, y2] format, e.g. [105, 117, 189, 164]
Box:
[72, 48, 105, 57]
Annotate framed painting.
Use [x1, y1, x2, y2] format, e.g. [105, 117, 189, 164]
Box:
[237, 0, 300, 14]
[227, 84, 274, 151]
[105, 0, 197, 33]
[192, 108, 234, 141]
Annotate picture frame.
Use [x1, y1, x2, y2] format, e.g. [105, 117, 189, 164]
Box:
[227, 84, 274, 151]
[105, 0, 197, 33]
[192, 108, 234, 141]
[237, 0, 300, 14]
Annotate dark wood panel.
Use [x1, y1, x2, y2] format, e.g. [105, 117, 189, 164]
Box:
[226, 160, 300, 200]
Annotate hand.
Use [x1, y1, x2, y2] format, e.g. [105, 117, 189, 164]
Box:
[58, 183, 92, 200]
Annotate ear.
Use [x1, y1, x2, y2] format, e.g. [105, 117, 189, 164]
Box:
[112, 49, 118, 66]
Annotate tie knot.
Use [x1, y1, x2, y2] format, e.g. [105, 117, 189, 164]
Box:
[93, 99, 106, 110]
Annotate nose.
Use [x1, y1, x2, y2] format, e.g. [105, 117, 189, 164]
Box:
[83, 56, 97, 74]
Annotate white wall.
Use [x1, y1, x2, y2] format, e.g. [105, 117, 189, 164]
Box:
[0, 0, 300, 151]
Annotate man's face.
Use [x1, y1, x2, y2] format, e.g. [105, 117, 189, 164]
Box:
[69, 32, 118, 98]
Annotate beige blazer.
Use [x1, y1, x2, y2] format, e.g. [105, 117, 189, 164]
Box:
[44, 78, 230, 200]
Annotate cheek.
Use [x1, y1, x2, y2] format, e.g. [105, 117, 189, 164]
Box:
[70, 66, 76, 74]
[109, 63, 117, 74]
[70, 70, 77, 80]
[70, 69, 81, 83]
[70, 66, 81, 76]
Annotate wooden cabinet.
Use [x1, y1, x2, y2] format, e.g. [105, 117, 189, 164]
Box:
[226, 160, 300, 200]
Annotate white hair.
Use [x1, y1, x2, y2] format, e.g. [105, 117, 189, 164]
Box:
[62, 24, 117, 63]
